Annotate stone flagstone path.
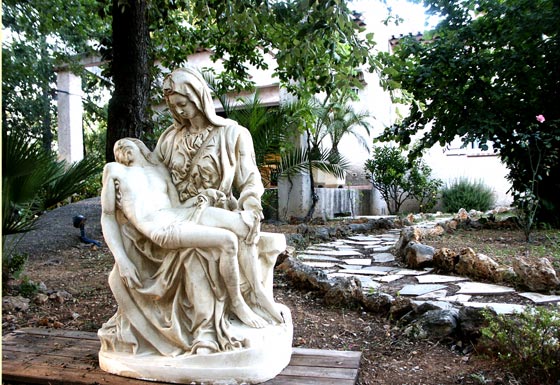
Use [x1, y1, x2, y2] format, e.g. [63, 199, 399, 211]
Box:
[295, 228, 560, 315]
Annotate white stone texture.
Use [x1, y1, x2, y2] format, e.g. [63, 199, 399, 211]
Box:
[460, 302, 525, 315]
[518, 292, 560, 304]
[398, 284, 448, 296]
[57, 71, 84, 163]
[456, 282, 516, 295]
[416, 274, 470, 284]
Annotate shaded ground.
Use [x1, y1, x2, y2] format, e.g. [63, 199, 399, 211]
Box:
[4, 199, 546, 385]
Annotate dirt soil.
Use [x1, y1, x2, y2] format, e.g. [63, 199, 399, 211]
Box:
[4, 199, 545, 385]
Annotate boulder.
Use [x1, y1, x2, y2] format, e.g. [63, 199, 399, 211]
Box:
[456, 208, 469, 222]
[512, 256, 560, 292]
[285, 234, 306, 248]
[394, 227, 424, 261]
[404, 309, 458, 340]
[34, 293, 49, 305]
[389, 297, 414, 321]
[433, 248, 459, 272]
[455, 248, 501, 281]
[427, 225, 445, 237]
[324, 277, 363, 308]
[3, 295, 30, 312]
[457, 306, 490, 342]
[367, 217, 396, 230]
[405, 242, 435, 268]
[362, 292, 394, 315]
[277, 257, 331, 292]
[446, 220, 458, 231]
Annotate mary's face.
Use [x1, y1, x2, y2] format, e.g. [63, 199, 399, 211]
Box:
[167, 93, 199, 123]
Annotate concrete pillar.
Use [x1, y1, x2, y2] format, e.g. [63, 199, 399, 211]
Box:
[278, 173, 312, 221]
[57, 71, 84, 163]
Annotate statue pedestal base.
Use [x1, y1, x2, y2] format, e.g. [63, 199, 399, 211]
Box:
[98, 305, 293, 384]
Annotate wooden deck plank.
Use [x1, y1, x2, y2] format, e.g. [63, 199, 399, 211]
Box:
[3, 328, 361, 385]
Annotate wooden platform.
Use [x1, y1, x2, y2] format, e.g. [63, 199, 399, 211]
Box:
[2, 328, 361, 385]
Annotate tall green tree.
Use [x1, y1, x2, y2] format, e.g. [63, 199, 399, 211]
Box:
[2, 0, 108, 151]
[377, 0, 560, 226]
[104, 0, 378, 160]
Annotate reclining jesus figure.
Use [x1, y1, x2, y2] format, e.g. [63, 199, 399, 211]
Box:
[102, 137, 283, 330]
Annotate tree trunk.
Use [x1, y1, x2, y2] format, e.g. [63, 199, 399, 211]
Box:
[106, 0, 151, 162]
[304, 128, 318, 222]
[40, 37, 53, 152]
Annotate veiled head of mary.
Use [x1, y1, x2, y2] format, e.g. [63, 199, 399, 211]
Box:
[163, 67, 229, 128]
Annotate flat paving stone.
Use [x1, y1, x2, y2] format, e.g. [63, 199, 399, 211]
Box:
[398, 284, 448, 296]
[338, 264, 360, 269]
[302, 249, 363, 257]
[461, 302, 526, 315]
[412, 300, 457, 311]
[343, 240, 382, 247]
[315, 241, 345, 247]
[353, 276, 381, 290]
[416, 274, 470, 284]
[456, 282, 516, 295]
[369, 246, 393, 253]
[416, 289, 448, 299]
[302, 262, 337, 268]
[372, 253, 396, 263]
[342, 258, 372, 266]
[371, 274, 404, 283]
[441, 294, 472, 303]
[362, 266, 396, 273]
[347, 235, 379, 242]
[298, 254, 341, 262]
[391, 269, 431, 276]
[337, 269, 387, 276]
[518, 292, 560, 304]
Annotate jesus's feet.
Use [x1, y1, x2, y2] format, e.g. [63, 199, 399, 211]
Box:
[231, 299, 268, 328]
[254, 289, 284, 324]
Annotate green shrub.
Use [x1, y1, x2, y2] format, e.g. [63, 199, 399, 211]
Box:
[480, 306, 560, 384]
[18, 276, 39, 298]
[441, 179, 495, 213]
[7, 253, 27, 279]
[364, 147, 442, 214]
[262, 188, 279, 221]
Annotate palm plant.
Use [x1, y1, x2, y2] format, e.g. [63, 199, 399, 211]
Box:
[324, 98, 372, 158]
[219, 92, 288, 187]
[2, 130, 102, 236]
[204, 72, 355, 221]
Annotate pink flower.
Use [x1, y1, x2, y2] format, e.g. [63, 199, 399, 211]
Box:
[536, 114, 545, 123]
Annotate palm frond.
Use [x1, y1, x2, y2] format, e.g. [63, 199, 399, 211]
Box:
[278, 147, 350, 180]
[41, 156, 103, 210]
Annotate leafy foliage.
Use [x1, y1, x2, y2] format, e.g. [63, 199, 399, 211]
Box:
[105, 0, 379, 159]
[408, 160, 443, 213]
[2, 130, 103, 236]
[480, 307, 560, 384]
[364, 147, 441, 214]
[2, 0, 109, 150]
[377, 0, 560, 225]
[441, 179, 494, 213]
[149, 0, 377, 99]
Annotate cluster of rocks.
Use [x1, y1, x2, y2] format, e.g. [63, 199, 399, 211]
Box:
[278, 210, 560, 343]
[3, 280, 75, 332]
[396, 209, 560, 293]
[278, 256, 495, 343]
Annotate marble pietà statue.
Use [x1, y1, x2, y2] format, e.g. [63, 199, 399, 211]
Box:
[98, 67, 293, 384]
